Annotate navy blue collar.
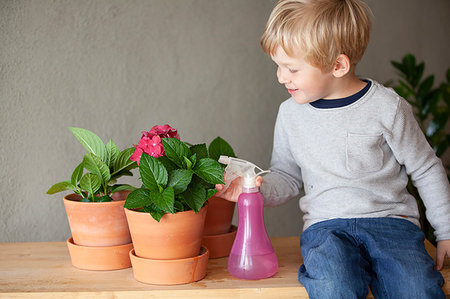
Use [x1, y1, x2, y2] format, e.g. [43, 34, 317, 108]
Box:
[310, 80, 371, 109]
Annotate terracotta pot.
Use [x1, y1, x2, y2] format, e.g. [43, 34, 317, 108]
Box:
[203, 196, 236, 235]
[202, 225, 237, 259]
[125, 206, 207, 260]
[129, 246, 209, 285]
[63, 191, 131, 247]
[66, 237, 132, 271]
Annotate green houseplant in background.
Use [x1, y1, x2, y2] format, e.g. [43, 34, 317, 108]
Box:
[389, 54, 450, 246]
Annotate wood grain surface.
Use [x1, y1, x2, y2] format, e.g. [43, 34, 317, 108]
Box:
[0, 237, 448, 298]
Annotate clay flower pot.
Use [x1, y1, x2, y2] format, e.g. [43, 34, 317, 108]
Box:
[63, 191, 132, 247]
[202, 225, 237, 258]
[201, 196, 236, 258]
[203, 196, 236, 235]
[125, 205, 207, 260]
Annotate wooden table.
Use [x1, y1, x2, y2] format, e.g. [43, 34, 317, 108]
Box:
[0, 237, 448, 298]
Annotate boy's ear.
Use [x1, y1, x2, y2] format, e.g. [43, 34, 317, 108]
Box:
[332, 54, 351, 78]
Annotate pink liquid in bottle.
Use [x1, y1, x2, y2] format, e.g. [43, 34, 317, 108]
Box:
[227, 187, 278, 280]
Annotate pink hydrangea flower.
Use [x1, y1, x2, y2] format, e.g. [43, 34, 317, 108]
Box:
[130, 145, 143, 163]
[140, 136, 164, 157]
[130, 124, 179, 164]
[146, 124, 180, 140]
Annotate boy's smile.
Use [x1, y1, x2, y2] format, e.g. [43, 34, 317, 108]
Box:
[287, 88, 299, 95]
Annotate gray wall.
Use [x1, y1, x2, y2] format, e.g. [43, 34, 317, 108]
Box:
[1, 0, 449, 242]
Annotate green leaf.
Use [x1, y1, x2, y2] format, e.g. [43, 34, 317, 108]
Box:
[111, 184, 136, 194]
[83, 153, 111, 184]
[207, 188, 218, 200]
[398, 79, 415, 98]
[97, 195, 113, 202]
[190, 144, 208, 160]
[167, 169, 194, 194]
[183, 156, 193, 169]
[174, 200, 185, 212]
[391, 60, 407, 76]
[193, 158, 225, 185]
[80, 197, 91, 202]
[47, 181, 75, 194]
[412, 62, 425, 87]
[79, 173, 101, 196]
[138, 188, 175, 214]
[106, 139, 120, 168]
[139, 153, 168, 192]
[69, 127, 107, 162]
[112, 147, 136, 175]
[71, 162, 84, 186]
[110, 169, 133, 181]
[161, 187, 175, 213]
[140, 205, 166, 222]
[190, 153, 197, 167]
[124, 189, 152, 209]
[208, 136, 236, 161]
[403, 54, 416, 80]
[418, 75, 434, 100]
[162, 138, 191, 168]
[158, 155, 178, 172]
[182, 181, 207, 212]
[421, 88, 441, 118]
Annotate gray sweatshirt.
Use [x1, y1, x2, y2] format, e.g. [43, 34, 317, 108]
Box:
[261, 79, 450, 241]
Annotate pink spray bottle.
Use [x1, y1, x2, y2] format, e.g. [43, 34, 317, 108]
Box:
[218, 156, 278, 280]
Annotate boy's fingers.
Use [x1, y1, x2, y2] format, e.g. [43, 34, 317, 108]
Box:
[435, 253, 444, 271]
[435, 240, 450, 271]
[256, 176, 264, 187]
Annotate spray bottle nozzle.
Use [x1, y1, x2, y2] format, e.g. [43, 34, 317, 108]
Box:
[218, 156, 232, 165]
[219, 155, 270, 191]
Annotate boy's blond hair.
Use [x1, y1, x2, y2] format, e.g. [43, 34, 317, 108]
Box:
[261, 0, 372, 72]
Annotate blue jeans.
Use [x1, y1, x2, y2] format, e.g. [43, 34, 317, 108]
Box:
[298, 218, 445, 299]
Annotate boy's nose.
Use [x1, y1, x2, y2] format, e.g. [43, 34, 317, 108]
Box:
[277, 68, 289, 84]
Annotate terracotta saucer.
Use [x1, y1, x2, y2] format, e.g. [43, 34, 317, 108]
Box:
[66, 237, 133, 271]
[129, 246, 210, 285]
[202, 225, 237, 258]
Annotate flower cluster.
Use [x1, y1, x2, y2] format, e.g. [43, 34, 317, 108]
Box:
[125, 126, 228, 221]
[130, 124, 180, 164]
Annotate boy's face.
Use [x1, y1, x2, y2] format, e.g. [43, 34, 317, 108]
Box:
[271, 47, 336, 104]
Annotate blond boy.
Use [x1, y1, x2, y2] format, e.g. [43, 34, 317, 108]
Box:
[217, 0, 449, 297]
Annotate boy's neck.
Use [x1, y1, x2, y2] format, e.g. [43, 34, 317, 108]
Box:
[323, 72, 366, 100]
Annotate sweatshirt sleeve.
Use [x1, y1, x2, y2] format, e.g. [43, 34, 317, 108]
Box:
[261, 103, 303, 206]
[386, 98, 450, 241]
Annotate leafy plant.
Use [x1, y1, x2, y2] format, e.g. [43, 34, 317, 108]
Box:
[124, 125, 235, 221]
[47, 127, 137, 202]
[390, 53, 450, 245]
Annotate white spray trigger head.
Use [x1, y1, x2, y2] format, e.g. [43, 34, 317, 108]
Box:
[218, 156, 231, 165]
[219, 156, 270, 191]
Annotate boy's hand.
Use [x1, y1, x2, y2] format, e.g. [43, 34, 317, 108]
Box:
[215, 176, 263, 203]
[435, 239, 450, 271]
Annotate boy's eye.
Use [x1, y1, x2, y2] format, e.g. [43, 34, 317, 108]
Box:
[289, 69, 298, 73]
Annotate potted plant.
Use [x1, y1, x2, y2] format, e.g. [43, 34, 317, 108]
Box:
[123, 124, 225, 284]
[389, 54, 450, 246]
[47, 127, 137, 270]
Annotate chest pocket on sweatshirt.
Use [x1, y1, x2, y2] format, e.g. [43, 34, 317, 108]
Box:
[346, 133, 384, 173]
